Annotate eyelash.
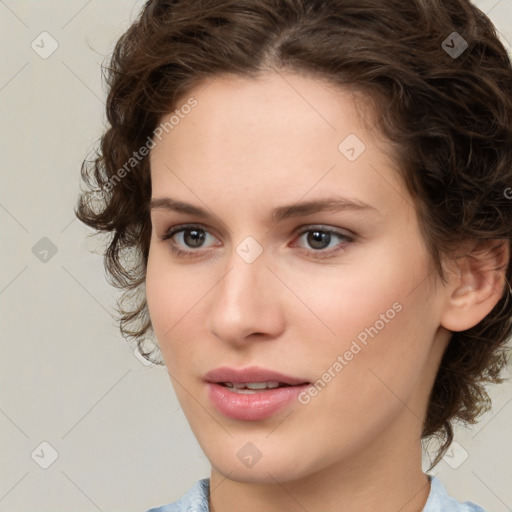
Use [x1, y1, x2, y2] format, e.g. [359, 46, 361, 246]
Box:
[159, 223, 354, 259]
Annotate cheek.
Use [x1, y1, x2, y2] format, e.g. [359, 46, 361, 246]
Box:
[145, 248, 192, 359]
[145, 245, 220, 378]
[287, 239, 437, 401]
[146, 249, 171, 333]
[282, 240, 427, 350]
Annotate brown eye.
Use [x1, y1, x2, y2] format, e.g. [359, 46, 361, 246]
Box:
[307, 230, 332, 250]
[181, 228, 206, 248]
[294, 226, 353, 257]
[160, 224, 219, 256]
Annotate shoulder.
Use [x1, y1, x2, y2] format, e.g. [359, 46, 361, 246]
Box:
[423, 475, 486, 512]
[144, 478, 210, 512]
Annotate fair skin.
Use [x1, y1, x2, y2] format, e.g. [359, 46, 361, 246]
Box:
[146, 71, 505, 512]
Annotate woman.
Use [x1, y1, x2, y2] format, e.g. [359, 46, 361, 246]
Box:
[76, 0, 512, 510]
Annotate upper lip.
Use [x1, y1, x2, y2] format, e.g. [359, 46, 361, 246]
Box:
[203, 366, 309, 385]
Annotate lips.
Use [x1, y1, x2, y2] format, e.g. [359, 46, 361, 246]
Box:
[203, 366, 310, 421]
[203, 366, 309, 386]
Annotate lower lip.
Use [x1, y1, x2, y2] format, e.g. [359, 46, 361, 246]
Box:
[206, 383, 309, 421]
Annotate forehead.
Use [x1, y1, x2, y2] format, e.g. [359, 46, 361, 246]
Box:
[152, 71, 379, 157]
[149, 71, 408, 222]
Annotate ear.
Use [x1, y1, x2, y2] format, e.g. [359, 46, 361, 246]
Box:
[440, 239, 510, 332]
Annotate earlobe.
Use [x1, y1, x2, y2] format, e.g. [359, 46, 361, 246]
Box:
[440, 240, 510, 332]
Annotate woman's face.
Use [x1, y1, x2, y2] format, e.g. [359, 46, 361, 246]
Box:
[146, 71, 451, 483]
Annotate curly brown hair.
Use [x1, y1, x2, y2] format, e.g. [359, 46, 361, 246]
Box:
[76, 0, 512, 469]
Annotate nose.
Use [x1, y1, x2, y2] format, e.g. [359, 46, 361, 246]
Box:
[206, 249, 286, 347]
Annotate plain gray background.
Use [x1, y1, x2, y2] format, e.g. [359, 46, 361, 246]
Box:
[1, 1, 511, 511]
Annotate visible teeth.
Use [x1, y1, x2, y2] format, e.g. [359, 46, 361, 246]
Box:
[223, 381, 281, 390]
[246, 381, 280, 389]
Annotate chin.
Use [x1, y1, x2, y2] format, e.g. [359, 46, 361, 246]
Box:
[211, 459, 303, 484]
[204, 440, 324, 485]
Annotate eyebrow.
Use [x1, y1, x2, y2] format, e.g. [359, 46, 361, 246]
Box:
[150, 196, 378, 222]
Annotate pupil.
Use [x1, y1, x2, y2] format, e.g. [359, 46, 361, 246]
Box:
[308, 230, 330, 250]
[184, 229, 205, 248]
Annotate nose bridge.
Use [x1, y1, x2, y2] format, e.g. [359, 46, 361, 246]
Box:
[222, 255, 262, 309]
[207, 244, 284, 343]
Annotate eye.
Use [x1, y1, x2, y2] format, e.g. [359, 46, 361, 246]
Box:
[160, 224, 219, 256]
[159, 223, 353, 259]
[292, 226, 353, 257]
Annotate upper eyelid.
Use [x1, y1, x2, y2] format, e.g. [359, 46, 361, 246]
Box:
[161, 222, 218, 238]
[295, 225, 352, 236]
[160, 223, 351, 235]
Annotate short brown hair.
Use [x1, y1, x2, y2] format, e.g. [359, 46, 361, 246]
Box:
[76, 0, 512, 468]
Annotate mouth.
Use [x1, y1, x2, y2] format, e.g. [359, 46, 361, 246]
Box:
[203, 365, 309, 386]
[203, 366, 311, 421]
[218, 381, 298, 393]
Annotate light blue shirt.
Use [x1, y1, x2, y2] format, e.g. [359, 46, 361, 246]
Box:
[145, 475, 486, 512]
